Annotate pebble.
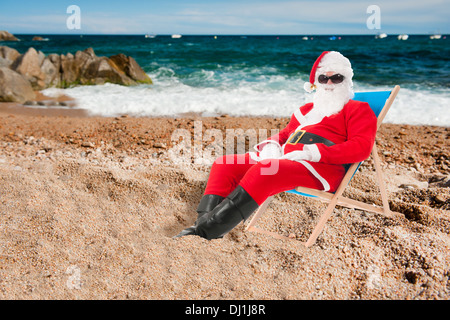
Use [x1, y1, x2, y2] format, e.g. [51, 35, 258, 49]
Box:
[399, 184, 417, 190]
[399, 181, 428, 190]
[153, 142, 166, 149]
[81, 142, 95, 148]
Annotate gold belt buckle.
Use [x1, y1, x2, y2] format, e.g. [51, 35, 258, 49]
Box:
[287, 130, 306, 145]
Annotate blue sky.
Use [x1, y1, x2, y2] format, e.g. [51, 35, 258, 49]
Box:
[1, 0, 448, 35]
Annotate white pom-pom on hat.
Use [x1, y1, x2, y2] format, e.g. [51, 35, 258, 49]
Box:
[303, 82, 315, 93]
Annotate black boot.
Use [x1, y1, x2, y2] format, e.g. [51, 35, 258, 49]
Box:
[196, 194, 225, 222]
[176, 186, 259, 240]
[173, 194, 224, 238]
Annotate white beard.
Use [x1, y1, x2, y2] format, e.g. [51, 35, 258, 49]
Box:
[312, 82, 353, 117]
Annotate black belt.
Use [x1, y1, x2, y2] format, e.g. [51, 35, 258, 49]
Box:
[286, 130, 335, 147]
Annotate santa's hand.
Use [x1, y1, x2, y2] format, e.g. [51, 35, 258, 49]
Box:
[259, 143, 282, 160]
[280, 150, 313, 162]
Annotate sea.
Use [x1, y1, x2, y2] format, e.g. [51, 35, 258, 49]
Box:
[8, 34, 450, 126]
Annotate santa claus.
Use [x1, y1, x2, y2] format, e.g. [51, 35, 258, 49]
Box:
[174, 51, 377, 240]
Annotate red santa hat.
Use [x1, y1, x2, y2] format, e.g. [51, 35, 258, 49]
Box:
[304, 51, 354, 93]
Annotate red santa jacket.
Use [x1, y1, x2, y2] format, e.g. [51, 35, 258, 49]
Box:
[253, 100, 377, 192]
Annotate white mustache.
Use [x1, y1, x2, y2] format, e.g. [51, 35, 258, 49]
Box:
[317, 83, 342, 90]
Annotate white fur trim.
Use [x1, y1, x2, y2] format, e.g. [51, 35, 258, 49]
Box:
[297, 109, 326, 130]
[315, 51, 353, 82]
[303, 144, 321, 162]
[293, 108, 306, 124]
[299, 160, 330, 192]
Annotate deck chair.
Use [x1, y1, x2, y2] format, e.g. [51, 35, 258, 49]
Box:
[246, 85, 401, 248]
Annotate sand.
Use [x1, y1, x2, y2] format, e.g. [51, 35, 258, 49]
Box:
[0, 103, 449, 300]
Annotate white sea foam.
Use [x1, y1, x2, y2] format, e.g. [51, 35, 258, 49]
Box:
[42, 68, 450, 126]
[382, 87, 450, 127]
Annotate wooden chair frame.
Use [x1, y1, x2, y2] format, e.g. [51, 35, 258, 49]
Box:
[245, 85, 401, 248]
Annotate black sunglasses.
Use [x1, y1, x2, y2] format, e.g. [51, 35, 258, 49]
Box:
[318, 74, 345, 84]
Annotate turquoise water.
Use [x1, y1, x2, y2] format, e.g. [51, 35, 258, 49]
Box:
[7, 34, 450, 125]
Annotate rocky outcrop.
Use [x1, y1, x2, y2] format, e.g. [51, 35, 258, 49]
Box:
[109, 53, 153, 84]
[0, 46, 20, 64]
[0, 46, 20, 68]
[0, 31, 19, 41]
[11, 47, 46, 89]
[0, 46, 153, 102]
[0, 67, 36, 103]
[55, 47, 152, 87]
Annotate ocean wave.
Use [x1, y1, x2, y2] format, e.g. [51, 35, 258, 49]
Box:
[42, 73, 450, 126]
[384, 87, 449, 126]
[41, 60, 450, 126]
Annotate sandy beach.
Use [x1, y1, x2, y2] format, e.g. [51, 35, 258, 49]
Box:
[0, 103, 449, 300]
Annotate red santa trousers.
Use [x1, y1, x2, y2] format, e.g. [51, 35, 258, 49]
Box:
[204, 153, 339, 206]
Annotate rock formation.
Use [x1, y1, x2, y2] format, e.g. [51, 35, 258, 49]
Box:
[11, 47, 47, 89]
[0, 67, 36, 103]
[0, 45, 153, 103]
[0, 31, 19, 41]
[55, 47, 153, 87]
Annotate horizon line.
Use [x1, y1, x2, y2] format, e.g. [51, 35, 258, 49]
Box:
[8, 32, 448, 36]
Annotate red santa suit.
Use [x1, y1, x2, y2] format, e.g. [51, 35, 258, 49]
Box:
[174, 51, 378, 240]
[203, 99, 377, 205]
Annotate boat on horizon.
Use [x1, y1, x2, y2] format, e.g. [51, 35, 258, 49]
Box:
[398, 34, 409, 40]
[430, 34, 442, 39]
[171, 34, 182, 39]
[375, 33, 388, 39]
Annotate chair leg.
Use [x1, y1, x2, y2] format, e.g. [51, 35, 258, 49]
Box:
[372, 144, 391, 216]
[304, 195, 339, 247]
[304, 162, 358, 247]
